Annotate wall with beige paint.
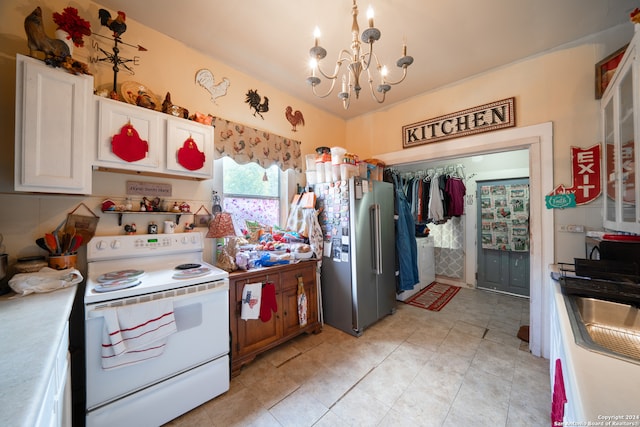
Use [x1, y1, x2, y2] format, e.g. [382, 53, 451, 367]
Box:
[0, 0, 635, 274]
[0, 0, 345, 268]
[345, 23, 634, 264]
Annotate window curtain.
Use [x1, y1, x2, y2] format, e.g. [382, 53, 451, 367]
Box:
[212, 117, 302, 171]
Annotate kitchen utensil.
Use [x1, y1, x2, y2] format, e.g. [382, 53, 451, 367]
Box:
[36, 237, 50, 252]
[69, 235, 83, 253]
[44, 233, 57, 254]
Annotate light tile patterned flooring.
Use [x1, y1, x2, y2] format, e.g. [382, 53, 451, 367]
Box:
[165, 288, 550, 426]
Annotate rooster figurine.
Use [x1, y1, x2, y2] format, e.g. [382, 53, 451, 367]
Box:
[24, 7, 70, 67]
[195, 69, 230, 105]
[98, 9, 127, 38]
[245, 89, 269, 119]
[285, 106, 305, 132]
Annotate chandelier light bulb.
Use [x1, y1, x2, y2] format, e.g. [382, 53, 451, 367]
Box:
[367, 6, 374, 28]
[314, 26, 321, 47]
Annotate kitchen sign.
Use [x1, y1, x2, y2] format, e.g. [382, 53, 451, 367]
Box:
[402, 97, 516, 148]
[126, 181, 172, 197]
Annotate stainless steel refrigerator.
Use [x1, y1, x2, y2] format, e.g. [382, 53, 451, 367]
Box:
[315, 177, 396, 337]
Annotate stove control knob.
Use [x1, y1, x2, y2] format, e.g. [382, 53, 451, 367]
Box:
[181, 236, 189, 244]
[96, 240, 108, 250]
[111, 240, 121, 249]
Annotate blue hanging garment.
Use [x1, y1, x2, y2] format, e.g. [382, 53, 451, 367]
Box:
[393, 174, 420, 291]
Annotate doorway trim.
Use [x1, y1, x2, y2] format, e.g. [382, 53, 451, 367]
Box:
[375, 122, 554, 358]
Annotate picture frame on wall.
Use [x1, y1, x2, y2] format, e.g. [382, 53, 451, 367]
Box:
[595, 44, 628, 99]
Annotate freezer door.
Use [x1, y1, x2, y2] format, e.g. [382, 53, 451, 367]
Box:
[375, 180, 397, 317]
[351, 179, 396, 333]
[351, 180, 378, 334]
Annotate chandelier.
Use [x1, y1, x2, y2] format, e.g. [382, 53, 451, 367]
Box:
[306, 0, 413, 109]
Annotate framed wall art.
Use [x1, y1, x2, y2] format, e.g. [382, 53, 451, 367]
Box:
[595, 44, 628, 99]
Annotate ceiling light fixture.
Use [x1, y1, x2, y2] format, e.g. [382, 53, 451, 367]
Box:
[306, 0, 413, 109]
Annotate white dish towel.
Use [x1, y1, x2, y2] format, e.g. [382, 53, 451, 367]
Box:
[100, 299, 177, 370]
[241, 282, 262, 320]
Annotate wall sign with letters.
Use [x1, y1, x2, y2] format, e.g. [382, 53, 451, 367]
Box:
[546, 144, 601, 209]
[402, 97, 516, 148]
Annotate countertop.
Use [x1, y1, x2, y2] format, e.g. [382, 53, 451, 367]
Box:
[0, 285, 77, 426]
[552, 277, 640, 422]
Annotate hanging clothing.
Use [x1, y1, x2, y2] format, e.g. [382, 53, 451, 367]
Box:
[446, 177, 466, 216]
[393, 174, 420, 291]
[428, 174, 445, 222]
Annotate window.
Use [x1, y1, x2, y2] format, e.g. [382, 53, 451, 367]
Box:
[222, 157, 281, 229]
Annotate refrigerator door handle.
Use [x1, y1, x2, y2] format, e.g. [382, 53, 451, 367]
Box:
[371, 204, 383, 275]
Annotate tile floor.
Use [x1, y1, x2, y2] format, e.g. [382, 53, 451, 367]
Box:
[165, 287, 551, 427]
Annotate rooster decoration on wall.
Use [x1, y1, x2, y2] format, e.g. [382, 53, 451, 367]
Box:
[285, 106, 305, 132]
[245, 89, 269, 119]
[195, 69, 230, 105]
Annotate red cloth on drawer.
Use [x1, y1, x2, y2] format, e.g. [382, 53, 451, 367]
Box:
[259, 282, 277, 322]
[551, 358, 567, 425]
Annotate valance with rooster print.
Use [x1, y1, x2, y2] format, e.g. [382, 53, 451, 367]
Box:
[212, 117, 302, 172]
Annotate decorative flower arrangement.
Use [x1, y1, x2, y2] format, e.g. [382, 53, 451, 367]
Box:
[52, 7, 91, 47]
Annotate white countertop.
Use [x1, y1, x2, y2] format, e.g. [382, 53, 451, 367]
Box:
[0, 286, 77, 427]
[552, 278, 640, 422]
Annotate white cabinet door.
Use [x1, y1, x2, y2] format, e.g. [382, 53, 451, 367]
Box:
[165, 117, 214, 179]
[95, 97, 162, 171]
[601, 26, 640, 233]
[15, 54, 92, 194]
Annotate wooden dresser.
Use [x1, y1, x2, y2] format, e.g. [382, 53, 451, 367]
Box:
[228, 260, 321, 376]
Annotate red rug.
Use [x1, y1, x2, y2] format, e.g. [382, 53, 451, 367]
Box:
[405, 282, 461, 312]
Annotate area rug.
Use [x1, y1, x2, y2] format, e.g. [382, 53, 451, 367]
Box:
[405, 282, 461, 312]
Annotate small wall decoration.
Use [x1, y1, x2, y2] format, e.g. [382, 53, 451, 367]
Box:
[126, 181, 172, 197]
[194, 205, 213, 226]
[111, 122, 149, 162]
[177, 136, 206, 171]
[245, 89, 269, 119]
[195, 69, 230, 105]
[595, 44, 628, 99]
[547, 144, 601, 207]
[285, 106, 305, 132]
[402, 98, 515, 148]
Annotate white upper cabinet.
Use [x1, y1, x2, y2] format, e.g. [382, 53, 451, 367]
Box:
[15, 54, 93, 194]
[601, 26, 640, 233]
[93, 96, 214, 180]
[95, 96, 162, 171]
[165, 116, 214, 179]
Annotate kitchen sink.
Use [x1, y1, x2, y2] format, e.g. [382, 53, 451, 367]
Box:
[564, 294, 640, 365]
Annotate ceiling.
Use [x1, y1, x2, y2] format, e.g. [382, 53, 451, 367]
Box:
[97, 0, 636, 120]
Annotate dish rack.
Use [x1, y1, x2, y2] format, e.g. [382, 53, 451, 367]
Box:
[558, 259, 640, 306]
